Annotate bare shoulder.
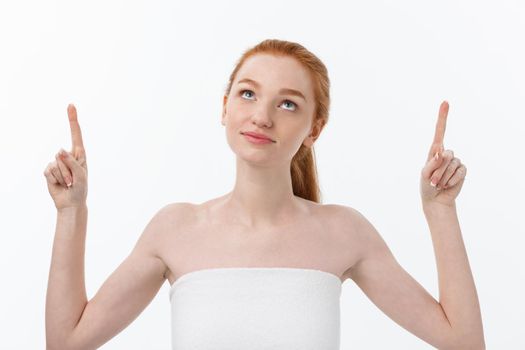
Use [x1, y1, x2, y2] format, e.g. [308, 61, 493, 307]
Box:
[154, 201, 196, 226]
[328, 204, 394, 280]
[320, 204, 388, 274]
[318, 203, 362, 232]
[141, 202, 194, 240]
[138, 202, 196, 277]
[323, 203, 378, 236]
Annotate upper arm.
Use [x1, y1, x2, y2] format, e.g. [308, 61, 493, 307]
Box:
[67, 203, 183, 350]
[342, 206, 458, 349]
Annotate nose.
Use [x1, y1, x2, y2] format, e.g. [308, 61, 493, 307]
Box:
[250, 102, 273, 128]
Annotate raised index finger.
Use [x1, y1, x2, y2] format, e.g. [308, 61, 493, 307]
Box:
[67, 104, 85, 159]
[428, 100, 449, 159]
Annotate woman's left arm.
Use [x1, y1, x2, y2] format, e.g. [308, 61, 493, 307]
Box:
[419, 101, 485, 348]
[421, 202, 485, 349]
[343, 101, 485, 349]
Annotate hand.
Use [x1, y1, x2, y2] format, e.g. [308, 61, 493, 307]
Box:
[43, 104, 88, 210]
[420, 101, 467, 207]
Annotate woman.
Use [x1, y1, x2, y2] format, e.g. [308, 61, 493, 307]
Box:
[44, 39, 485, 349]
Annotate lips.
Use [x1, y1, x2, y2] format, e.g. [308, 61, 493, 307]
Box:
[241, 131, 273, 141]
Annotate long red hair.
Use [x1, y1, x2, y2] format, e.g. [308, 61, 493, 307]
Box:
[223, 39, 330, 203]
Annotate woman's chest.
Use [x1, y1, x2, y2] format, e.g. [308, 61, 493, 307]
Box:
[159, 204, 361, 285]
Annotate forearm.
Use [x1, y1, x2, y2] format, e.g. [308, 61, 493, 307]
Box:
[422, 203, 485, 349]
[46, 205, 89, 348]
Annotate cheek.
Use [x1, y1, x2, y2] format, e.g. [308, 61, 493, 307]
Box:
[226, 99, 245, 118]
[225, 102, 254, 131]
[277, 128, 307, 154]
[232, 101, 253, 116]
[223, 116, 244, 145]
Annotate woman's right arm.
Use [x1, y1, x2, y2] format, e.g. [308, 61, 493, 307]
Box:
[44, 104, 174, 349]
[46, 203, 174, 350]
[44, 103, 91, 348]
[46, 203, 175, 350]
[46, 205, 89, 348]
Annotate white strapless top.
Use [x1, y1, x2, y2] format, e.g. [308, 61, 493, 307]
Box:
[168, 267, 342, 350]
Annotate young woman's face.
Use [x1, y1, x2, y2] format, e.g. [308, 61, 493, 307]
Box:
[222, 53, 317, 165]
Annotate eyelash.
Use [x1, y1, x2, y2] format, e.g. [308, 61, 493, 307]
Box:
[239, 89, 298, 111]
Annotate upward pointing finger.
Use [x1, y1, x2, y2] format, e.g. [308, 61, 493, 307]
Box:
[67, 104, 86, 160]
[428, 100, 449, 160]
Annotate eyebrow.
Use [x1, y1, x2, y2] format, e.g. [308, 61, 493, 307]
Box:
[236, 78, 307, 102]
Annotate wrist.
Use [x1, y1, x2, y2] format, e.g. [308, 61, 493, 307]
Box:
[422, 201, 456, 215]
[57, 205, 88, 216]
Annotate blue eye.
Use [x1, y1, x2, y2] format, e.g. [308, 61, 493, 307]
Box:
[239, 89, 298, 112]
[281, 100, 297, 111]
[240, 90, 254, 99]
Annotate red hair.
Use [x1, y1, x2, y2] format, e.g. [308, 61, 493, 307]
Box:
[223, 39, 330, 203]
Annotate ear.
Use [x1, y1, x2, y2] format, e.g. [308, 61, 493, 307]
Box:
[221, 95, 228, 126]
[303, 119, 325, 148]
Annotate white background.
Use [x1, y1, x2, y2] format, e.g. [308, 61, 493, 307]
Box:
[1, 0, 524, 349]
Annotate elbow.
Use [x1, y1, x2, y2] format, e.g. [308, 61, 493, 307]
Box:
[47, 339, 72, 350]
[446, 344, 486, 350]
[46, 334, 82, 350]
[46, 340, 67, 350]
[442, 323, 486, 350]
[47, 343, 83, 350]
[46, 332, 68, 350]
[467, 341, 486, 350]
[443, 338, 486, 350]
